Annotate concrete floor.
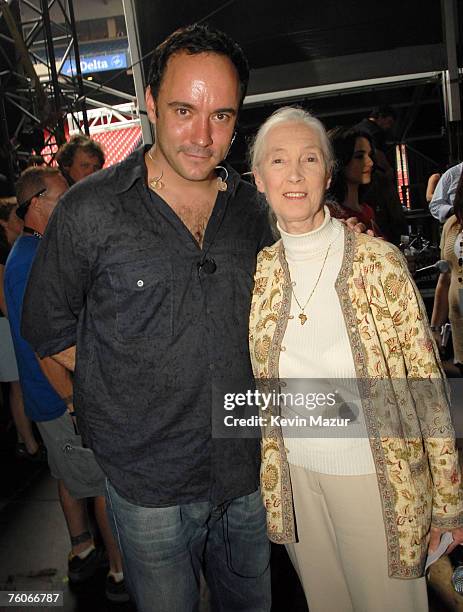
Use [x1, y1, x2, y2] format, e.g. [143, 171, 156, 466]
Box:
[0, 442, 135, 612]
[0, 453, 306, 612]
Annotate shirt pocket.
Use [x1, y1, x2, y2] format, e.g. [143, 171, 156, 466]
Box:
[108, 257, 173, 341]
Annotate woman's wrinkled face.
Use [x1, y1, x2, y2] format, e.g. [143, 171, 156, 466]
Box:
[253, 121, 330, 233]
[344, 137, 374, 186]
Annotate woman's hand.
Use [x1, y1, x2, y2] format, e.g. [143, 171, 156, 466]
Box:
[341, 217, 375, 236]
[429, 526, 463, 554]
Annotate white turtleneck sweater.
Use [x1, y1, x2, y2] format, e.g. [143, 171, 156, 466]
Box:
[278, 207, 375, 475]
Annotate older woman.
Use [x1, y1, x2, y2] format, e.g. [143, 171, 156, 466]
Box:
[248, 107, 463, 611]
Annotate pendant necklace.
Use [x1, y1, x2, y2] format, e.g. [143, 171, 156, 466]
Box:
[290, 242, 332, 325]
[23, 226, 43, 239]
[147, 149, 164, 190]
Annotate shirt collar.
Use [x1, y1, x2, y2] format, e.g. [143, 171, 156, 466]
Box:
[114, 145, 149, 194]
[114, 145, 243, 197]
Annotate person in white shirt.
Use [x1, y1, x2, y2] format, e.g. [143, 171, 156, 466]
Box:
[429, 161, 462, 223]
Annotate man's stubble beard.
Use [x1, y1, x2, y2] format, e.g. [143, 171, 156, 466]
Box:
[154, 137, 219, 184]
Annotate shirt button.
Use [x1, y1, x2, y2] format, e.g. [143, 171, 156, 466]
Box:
[281, 346, 286, 351]
[137, 280, 144, 287]
[209, 363, 215, 371]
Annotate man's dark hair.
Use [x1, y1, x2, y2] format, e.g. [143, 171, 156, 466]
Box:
[147, 24, 249, 107]
[327, 126, 376, 205]
[55, 134, 105, 170]
[370, 105, 397, 120]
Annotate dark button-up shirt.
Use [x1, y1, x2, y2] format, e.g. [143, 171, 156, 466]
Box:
[21, 147, 273, 507]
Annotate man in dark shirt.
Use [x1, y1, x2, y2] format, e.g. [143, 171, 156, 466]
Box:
[22, 25, 272, 612]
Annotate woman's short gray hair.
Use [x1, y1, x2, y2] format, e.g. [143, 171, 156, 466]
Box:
[249, 106, 334, 175]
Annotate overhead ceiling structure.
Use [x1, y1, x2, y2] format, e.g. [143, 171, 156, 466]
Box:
[126, 0, 462, 183]
[130, 0, 449, 90]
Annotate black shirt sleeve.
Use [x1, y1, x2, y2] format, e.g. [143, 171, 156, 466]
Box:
[21, 195, 90, 357]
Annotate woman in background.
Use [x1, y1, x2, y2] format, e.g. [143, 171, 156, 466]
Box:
[431, 170, 463, 373]
[327, 126, 382, 236]
[0, 198, 42, 459]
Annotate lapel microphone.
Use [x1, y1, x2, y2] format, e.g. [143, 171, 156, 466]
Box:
[197, 258, 217, 275]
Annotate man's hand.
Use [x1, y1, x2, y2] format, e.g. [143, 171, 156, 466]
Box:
[429, 526, 463, 554]
[52, 346, 76, 371]
[341, 216, 375, 236]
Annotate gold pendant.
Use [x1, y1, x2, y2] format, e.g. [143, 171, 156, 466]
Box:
[149, 176, 164, 190]
[299, 313, 307, 325]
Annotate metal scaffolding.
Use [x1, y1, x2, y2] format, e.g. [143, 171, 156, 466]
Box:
[0, 0, 90, 169]
[0, 0, 137, 177]
[122, 0, 151, 144]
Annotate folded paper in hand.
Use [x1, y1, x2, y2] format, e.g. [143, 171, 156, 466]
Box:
[425, 532, 453, 571]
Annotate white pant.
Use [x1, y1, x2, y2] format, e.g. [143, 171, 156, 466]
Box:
[285, 464, 428, 612]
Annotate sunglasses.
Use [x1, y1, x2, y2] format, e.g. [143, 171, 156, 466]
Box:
[17, 188, 47, 218]
[20, 187, 47, 209]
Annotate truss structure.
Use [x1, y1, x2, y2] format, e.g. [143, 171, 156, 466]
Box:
[0, 0, 137, 169]
[65, 102, 139, 135]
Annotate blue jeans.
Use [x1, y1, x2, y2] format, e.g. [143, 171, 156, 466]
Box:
[105, 481, 271, 612]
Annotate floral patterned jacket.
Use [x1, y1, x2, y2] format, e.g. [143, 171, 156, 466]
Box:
[249, 226, 463, 578]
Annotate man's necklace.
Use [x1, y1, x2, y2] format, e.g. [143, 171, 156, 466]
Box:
[147, 149, 164, 190]
[289, 242, 332, 325]
[23, 227, 43, 239]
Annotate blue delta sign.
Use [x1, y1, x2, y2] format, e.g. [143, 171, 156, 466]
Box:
[62, 53, 128, 75]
